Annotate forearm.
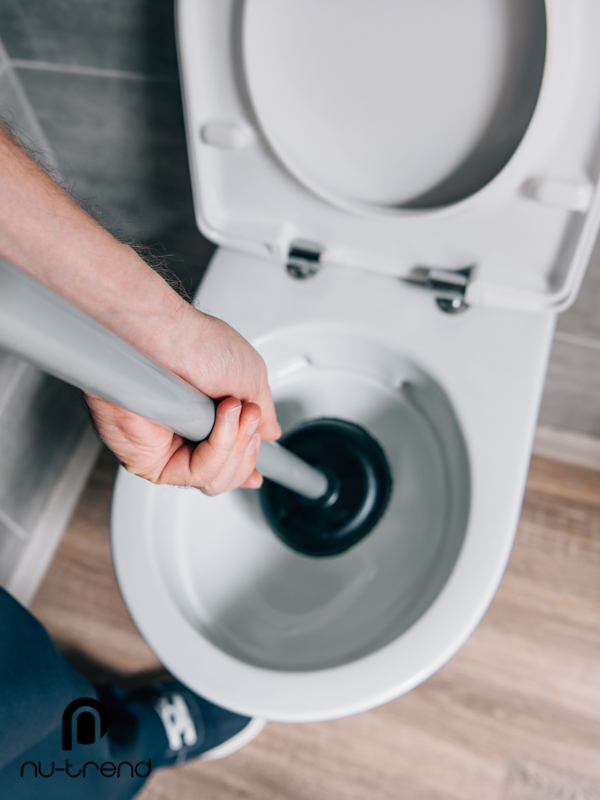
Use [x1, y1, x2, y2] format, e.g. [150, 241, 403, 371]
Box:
[0, 126, 279, 492]
[0, 125, 201, 376]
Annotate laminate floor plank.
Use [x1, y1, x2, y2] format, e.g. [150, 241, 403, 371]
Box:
[29, 450, 600, 799]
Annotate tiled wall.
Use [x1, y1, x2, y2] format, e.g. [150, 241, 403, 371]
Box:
[1, 0, 599, 437]
[0, 42, 100, 600]
[540, 242, 600, 435]
[0, 0, 214, 296]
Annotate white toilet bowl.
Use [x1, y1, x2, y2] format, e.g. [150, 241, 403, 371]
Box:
[112, 250, 555, 721]
[112, 0, 600, 720]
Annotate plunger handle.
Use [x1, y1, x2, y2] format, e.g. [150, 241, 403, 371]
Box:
[0, 258, 328, 500]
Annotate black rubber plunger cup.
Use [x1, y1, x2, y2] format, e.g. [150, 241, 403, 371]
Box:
[260, 418, 393, 557]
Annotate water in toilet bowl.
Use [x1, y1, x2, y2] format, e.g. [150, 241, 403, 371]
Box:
[150, 326, 470, 672]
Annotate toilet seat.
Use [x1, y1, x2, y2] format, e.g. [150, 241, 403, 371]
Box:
[111, 1, 600, 721]
[177, 0, 600, 311]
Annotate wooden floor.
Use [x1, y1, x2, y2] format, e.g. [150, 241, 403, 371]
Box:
[31, 449, 600, 800]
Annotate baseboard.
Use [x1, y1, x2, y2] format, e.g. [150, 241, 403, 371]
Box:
[6, 424, 101, 606]
[533, 425, 600, 472]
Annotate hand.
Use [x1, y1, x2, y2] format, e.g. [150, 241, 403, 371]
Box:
[85, 309, 281, 495]
[0, 124, 280, 494]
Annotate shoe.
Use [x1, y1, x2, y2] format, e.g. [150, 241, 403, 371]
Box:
[98, 679, 265, 767]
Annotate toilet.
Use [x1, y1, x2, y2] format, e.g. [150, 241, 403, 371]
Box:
[111, 0, 600, 722]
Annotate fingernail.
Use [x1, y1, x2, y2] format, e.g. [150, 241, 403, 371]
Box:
[245, 417, 261, 436]
[227, 405, 242, 424]
[246, 433, 260, 454]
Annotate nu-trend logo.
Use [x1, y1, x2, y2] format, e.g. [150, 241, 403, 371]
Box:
[62, 697, 109, 750]
[20, 697, 152, 780]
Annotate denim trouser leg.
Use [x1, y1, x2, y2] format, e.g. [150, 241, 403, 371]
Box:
[0, 587, 163, 799]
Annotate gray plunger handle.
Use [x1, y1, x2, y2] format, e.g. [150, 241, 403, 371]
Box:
[0, 258, 328, 500]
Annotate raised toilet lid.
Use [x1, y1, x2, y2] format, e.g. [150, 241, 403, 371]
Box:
[178, 0, 600, 312]
[243, 0, 544, 212]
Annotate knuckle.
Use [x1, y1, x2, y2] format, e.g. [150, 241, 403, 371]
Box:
[200, 483, 220, 497]
[124, 463, 162, 484]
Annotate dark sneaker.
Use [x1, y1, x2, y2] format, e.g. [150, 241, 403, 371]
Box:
[98, 679, 265, 767]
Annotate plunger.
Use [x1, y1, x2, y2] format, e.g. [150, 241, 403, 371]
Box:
[259, 418, 391, 556]
[0, 258, 392, 557]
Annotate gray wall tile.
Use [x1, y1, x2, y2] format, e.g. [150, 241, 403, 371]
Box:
[0, 351, 25, 412]
[0, 65, 36, 137]
[0, 0, 178, 78]
[0, 47, 94, 562]
[0, 520, 25, 585]
[16, 67, 213, 293]
[556, 232, 600, 342]
[0, 366, 86, 533]
[0, 57, 57, 165]
[539, 339, 600, 436]
[538, 221, 600, 437]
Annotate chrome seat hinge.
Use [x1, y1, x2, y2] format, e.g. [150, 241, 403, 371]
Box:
[403, 266, 473, 314]
[286, 240, 326, 280]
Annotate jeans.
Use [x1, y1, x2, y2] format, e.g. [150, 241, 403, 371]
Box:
[0, 586, 165, 799]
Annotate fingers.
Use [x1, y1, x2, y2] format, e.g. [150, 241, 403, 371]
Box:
[87, 387, 271, 496]
[196, 315, 281, 441]
[216, 429, 263, 493]
[240, 468, 263, 489]
[83, 392, 184, 478]
[159, 397, 262, 495]
[254, 383, 281, 441]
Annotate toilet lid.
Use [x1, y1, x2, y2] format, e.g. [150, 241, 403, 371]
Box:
[178, 0, 600, 312]
[243, 0, 542, 212]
